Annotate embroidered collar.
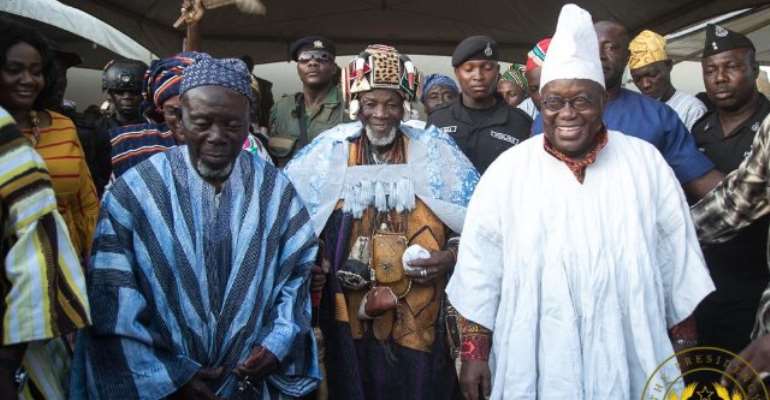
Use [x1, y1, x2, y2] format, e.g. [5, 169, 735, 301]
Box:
[543, 127, 608, 183]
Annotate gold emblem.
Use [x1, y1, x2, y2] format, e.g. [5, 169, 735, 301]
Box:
[313, 40, 324, 49]
[642, 347, 768, 400]
[666, 382, 746, 400]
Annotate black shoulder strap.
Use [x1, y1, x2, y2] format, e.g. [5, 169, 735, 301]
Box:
[295, 93, 310, 148]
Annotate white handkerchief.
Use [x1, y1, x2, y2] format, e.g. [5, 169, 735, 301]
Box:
[402, 244, 431, 274]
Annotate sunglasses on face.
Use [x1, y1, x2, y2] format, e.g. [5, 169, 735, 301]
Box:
[297, 51, 333, 64]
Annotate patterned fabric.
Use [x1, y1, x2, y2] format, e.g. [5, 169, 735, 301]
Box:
[420, 74, 458, 102]
[0, 107, 90, 399]
[144, 52, 199, 112]
[341, 45, 419, 119]
[460, 334, 490, 361]
[526, 37, 551, 71]
[284, 121, 480, 236]
[692, 114, 770, 338]
[628, 30, 668, 71]
[333, 137, 446, 352]
[458, 315, 491, 361]
[500, 63, 528, 91]
[543, 128, 608, 183]
[111, 123, 272, 180]
[320, 204, 460, 399]
[307, 133, 465, 400]
[180, 55, 256, 103]
[70, 146, 320, 399]
[21, 111, 99, 259]
[242, 133, 273, 163]
[109, 122, 176, 178]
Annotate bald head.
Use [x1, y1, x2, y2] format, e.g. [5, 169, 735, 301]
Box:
[594, 21, 630, 90]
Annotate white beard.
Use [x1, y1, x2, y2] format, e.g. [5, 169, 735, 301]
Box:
[365, 125, 397, 147]
[196, 159, 234, 181]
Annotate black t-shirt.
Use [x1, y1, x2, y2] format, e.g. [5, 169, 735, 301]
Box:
[427, 95, 532, 174]
[692, 95, 770, 352]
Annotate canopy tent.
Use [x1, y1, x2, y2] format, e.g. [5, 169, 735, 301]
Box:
[666, 5, 770, 64]
[1, 0, 154, 69]
[59, 0, 770, 64]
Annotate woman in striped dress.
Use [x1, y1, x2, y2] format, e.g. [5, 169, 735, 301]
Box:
[1, 20, 97, 399]
[0, 22, 99, 262]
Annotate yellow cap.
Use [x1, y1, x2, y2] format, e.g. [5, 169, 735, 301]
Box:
[628, 30, 668, 70]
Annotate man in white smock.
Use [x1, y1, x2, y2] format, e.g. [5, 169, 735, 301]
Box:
[446, 4, 715, 400]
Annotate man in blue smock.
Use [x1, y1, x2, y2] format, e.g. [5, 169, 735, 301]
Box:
[70, 56, 319, 399]
[532, 20, 723, 199]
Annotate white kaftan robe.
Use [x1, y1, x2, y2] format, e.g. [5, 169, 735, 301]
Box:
[446, 131, 714, 399]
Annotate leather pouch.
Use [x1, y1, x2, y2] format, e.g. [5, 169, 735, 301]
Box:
[371, 230, 412, 298]
[336, 236, 371, 290]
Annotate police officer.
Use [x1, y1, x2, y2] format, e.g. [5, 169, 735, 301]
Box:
[691, 24, 770, 355]
[268, 36, 347, 165]
[80, 59, 147, 195]
[427, 35, 532, 174]
[101, 58, 147, 128]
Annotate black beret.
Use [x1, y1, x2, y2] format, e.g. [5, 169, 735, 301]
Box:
[289, 36, 336, 61]
[702, 24, 755, 58]
[452, 35, 498, 67]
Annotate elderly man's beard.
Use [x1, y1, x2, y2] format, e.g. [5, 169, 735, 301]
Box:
[365, 124, 398, 147]
[196, 159, 234, 181]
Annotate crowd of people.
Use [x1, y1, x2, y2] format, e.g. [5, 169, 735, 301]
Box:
[2, 2, 770, 399]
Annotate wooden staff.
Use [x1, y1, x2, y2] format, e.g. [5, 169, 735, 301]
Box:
[173, 0, 266, 29]
[174, 0, 266, 51]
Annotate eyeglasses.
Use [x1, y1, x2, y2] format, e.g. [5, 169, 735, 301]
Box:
[297, 51, 333, 64]
[542, 95, 594, 112]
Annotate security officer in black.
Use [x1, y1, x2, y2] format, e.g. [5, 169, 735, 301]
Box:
[100, 59, 147, 129]
[83, 59, 147, 196]
[428, 36, 532, 174]
[692, 24, 770, 355]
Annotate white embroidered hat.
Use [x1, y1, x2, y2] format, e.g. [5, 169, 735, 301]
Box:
[540, 3, 605, 92]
